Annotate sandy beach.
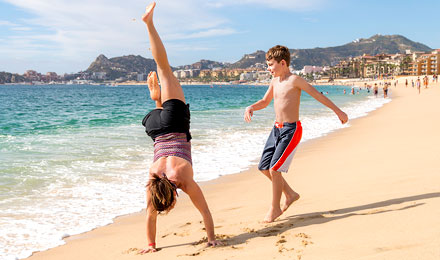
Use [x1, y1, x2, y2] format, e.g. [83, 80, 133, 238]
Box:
[26, 77, 440, 260]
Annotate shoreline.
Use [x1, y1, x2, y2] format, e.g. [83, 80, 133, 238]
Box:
[24, 76, 440, 260]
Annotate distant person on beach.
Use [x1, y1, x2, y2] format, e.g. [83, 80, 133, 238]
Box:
[411, 79, 414, 88]
[424, 76, 429, 88]
[405, 79, 408, 88]
[383, 83, 389, 98]
[416, 77, 421, 94]
[139, 2, 220, 253]
[243, 45, 348, 223]
[373, 83, 379, 97]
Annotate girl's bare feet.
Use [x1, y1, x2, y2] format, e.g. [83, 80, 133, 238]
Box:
[142, 2, 156, 24]
[147, 71, 160, 101]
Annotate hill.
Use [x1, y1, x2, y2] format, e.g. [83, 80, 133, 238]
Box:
[176, 59, 229, 70]
[230, 34, 432, 69]
[0, 72, 26, 84]
[85, 54, 157, 80]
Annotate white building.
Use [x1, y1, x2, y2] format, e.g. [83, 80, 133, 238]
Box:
[240, 71, 257, 81]
[256, 71, 271, 81]
[302, 66, 324, 74]
[173, 69, 200, 79]
[92, 72, 106, 80]
[137, 73, 146, 81]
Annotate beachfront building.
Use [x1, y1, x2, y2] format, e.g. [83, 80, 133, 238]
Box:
[173, 69, 200, 79]
[302, 66, 324, 75]
[92, 72, 107, 80]
[199, 69, 211, 79]
[256, 71, 271, 82]
[226, 69, 243, 78]
[240, 71, 257, 81]
[23, 70, 41, 81]
[137, 73, 146, 81]
[210, 69, 225, 78]
[408, 49, 440, 76]
[250, 63, 267, 70]
[329, 58, 361, 78]
[362, 54, 401, 78]
[44, 72, 59, 82]
[330, 53, 406, 79]
[429, 50, 440, 75]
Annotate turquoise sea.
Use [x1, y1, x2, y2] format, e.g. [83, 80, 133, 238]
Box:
[0, 84, 390, 259]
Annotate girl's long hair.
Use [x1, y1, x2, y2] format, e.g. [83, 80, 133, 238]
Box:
[147, 174, 176, 213]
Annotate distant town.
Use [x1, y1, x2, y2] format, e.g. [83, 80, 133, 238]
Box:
[1, 48, 439, 86]
[1, 33, 439, 86]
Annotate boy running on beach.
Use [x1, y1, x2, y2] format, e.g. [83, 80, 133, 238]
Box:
[244, 45, 348, 223]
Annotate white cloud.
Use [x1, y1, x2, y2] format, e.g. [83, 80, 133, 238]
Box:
[166, 28, 238, 40]
[1, 0, 238, 71]
[1, 0, 325, 73]
[0, 20, 19, 26]
[206, 0, 324, 11]
[11, 26, 32, 31]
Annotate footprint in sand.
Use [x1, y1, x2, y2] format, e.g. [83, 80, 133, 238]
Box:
[242, 227, 256, 233]
[295, 233, 314, 248]
[123, 247, 162, 255]
[259, 228, 282, 236]
[173, 230, 190, 237]
[276, 236, 294, 253]
[276, 238, 287, 245]
[122, 248, 138, 254]
[179, 222, 192, 227]
[225, 206, 242, 211]
[192, 234, 232, 246]
[178, 251, 201, 257]
[295, 233, 311, 239]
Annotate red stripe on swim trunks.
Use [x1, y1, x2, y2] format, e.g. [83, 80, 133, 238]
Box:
[271, 123, 302, 171]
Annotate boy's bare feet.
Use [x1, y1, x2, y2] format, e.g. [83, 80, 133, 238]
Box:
[263, 206, 282, 223]
[147, 71, 160, 101]
[282, 191, 300, 212]
[142, 2, 156, 24]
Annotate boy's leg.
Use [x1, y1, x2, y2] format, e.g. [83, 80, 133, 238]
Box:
[260, 169, 300, 212]
[263, 169, 283, 223]
[143, 2, 185, 104]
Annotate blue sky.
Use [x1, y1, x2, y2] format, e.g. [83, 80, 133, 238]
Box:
[1, 0, 439, 74]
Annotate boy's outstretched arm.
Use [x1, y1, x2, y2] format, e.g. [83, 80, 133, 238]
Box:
[244, 83, 274, 122]
[296, 77, 348, 124]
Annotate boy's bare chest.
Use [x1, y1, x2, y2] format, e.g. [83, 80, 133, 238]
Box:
[273, 84, 300, 100]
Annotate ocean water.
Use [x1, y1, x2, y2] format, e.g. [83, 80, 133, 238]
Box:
[0, 84, 390, 259]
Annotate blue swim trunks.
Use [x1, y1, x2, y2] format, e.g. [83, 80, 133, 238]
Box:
[258, 121, 303, 173]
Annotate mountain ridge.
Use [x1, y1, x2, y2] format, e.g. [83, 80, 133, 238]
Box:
[85, 34, 432, 80]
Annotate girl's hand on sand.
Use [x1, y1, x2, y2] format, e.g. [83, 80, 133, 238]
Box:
[137, 247, 158, 254]
[244, 106, 254, 122]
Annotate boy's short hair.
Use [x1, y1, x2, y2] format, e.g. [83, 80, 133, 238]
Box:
[266, 45, 290, 66]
